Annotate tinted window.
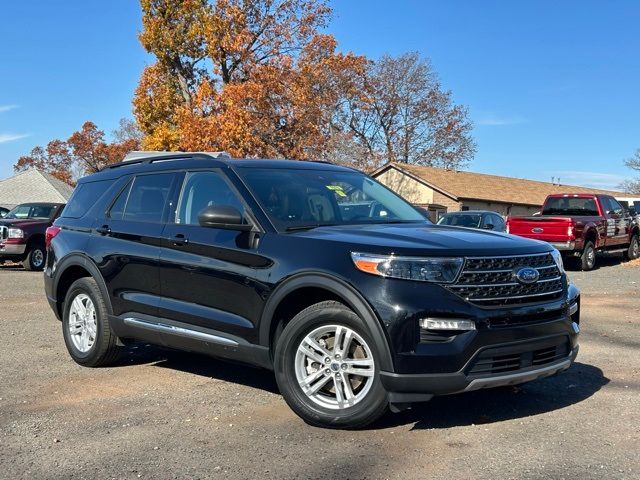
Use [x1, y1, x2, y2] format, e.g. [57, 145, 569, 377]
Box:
[238, 168, 424, 230]
[607, 198, 624, 215]
[438, 213, 482, 228]
[120, 173, 174, 223]
[62, 180, 113, 218]
[5, 204, 59, 219]
[176, 171, 245, 225]
[542, 197, 599, 216]
[108, 180, 132, 220]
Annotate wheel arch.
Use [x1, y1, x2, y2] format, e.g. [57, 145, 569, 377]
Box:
[53, 254, 113, 320]
[259, 273, 394, 372]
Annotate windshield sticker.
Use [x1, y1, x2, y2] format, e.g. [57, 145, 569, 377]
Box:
[326, 185, 347, 197]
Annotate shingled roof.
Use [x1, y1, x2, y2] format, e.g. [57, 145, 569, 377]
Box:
[0, 169, 74, 209]
[373, 162, 623, 207]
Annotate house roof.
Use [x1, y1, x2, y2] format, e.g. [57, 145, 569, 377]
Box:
[0, 169, 74, 208]
[373, 162, 623, 207]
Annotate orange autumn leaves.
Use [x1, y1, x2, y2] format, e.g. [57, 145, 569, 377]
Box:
[133, 0, 363, 161]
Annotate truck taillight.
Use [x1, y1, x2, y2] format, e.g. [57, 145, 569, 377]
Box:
[567, 225, 574, 238]
[506, 222, 510, 234]
[45, 226, 61, 248]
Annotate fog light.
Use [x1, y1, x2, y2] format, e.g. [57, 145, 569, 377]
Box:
[569, 302, 578, 316]
[420, 318, 476, 331]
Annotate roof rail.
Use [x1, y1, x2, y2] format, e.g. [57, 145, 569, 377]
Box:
[101, 151, 232, 171]
[123, 151, 231, 161]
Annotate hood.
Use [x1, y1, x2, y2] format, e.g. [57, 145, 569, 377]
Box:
[0, 218, 50, 229]
[291, 223, 552, 256]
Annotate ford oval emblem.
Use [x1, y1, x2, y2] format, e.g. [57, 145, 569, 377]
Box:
[532, 227, 544, 233]
[515, 267, 540, 284]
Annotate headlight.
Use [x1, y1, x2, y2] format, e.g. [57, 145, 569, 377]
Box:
[8, 228, 24, 239]
[351, 252, 464, 283]
[550, 248, 565, 273]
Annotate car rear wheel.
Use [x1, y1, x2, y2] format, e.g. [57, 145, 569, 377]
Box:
[62, 277, 120, 367]
[624, 234, 639, 261]
[22, 243, 46, 271]
[274, 301, 388, 429]
[580, 241, 596, 271]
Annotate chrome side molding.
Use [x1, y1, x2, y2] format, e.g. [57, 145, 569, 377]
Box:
[123, 317, 239, 347]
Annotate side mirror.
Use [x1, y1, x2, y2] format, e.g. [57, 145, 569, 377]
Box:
[483, 223, 495, 230]
[198, 205, 252, 231]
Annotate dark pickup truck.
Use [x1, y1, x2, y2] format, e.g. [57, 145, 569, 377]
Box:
[507, 194, 640, 270]
[0, 202, 65, 270]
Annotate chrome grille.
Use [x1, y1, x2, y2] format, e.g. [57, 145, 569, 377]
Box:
[0, 226, 7, 241]
[447, 253, 564, 305]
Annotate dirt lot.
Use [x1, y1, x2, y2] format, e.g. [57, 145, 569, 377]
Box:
[1, 258, 639, 480]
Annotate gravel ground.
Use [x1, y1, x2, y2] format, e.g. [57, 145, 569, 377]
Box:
[0, 257, 638, 480]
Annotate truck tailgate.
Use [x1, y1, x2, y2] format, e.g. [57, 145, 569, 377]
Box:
[507, 216, 573, 242]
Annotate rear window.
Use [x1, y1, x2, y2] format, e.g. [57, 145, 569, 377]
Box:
[62, 180, 113, 218]
[108, 173, 175, 223]
[542, 197, 599, 216]
[438, 214, 482, 228]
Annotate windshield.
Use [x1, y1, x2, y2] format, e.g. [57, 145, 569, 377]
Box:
[438, 214, 482, 228]
[4, 204, 57, 220]
[542, 197, 599, 216]
[237, 168, 425, 230]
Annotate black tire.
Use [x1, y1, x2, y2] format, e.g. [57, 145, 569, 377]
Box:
[274, 301, 388, 429]
[624, 234, 639, 261]
[22, 242, 46, 271]
[62, 277, 120, 367]
[580, 241, 596, 271]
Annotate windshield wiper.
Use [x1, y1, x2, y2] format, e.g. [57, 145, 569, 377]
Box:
[285, 223, 337, 232]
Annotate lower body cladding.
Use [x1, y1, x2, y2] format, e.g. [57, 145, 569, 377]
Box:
[380, 290, 581, 408]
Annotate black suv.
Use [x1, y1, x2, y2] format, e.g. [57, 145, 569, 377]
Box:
[44, 152, 581, 428]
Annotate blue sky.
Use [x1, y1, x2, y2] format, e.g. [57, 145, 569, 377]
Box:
[1, 1, 639, 189]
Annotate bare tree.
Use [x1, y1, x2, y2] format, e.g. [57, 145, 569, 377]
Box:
[333, 52, 475, 170]
[620, 148, 640, 193]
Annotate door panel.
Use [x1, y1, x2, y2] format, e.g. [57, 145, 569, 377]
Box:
[158, 170, 271, 344]
[88, 172, 182, 317]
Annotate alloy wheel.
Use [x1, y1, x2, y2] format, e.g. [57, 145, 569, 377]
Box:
[68, 293, 97, 353]
[294, 324, 375, 410]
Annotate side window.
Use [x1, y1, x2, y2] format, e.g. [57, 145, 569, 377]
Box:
[492, 214, 505, 230]
[108, 180, 132, 220]
[609, 198, 624, 215]
[61, 180, 113, 218]
[119, 173, 175, 223]
[176, 171, 245, 225]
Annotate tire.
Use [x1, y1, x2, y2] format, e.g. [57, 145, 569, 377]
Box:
[624, 234, 639, 260]
[22, 242, 46, 271]
[62, 277, 120, 367]
[274, 301, 388, 429]
[580, 241, 596, 271]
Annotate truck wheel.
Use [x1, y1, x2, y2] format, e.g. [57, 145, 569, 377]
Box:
[580, 241, 596, 271]
[22, 242, 46, 271]
[274, 301, 388, 429]
[62, 277, 120, 367]
[625, 235, 639, 260]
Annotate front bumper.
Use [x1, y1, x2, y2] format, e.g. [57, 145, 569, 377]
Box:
[0, 242, 26, 257]
[382, 343, 578, 402]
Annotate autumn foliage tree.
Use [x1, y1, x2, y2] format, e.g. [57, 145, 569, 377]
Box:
[14, 119, 142, 184]
[134, 0, 475, 170]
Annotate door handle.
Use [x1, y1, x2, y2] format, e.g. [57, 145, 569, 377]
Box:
[96, 225, 111, 235]
[171, 233, 189, 246]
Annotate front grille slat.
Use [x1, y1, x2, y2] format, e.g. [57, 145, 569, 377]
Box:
[446, 253, 564, 306]
[468, 341, 570, 376]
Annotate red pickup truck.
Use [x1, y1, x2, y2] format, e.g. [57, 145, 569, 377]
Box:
[507, 194, 640, 271]
[0, 202, 65, 270]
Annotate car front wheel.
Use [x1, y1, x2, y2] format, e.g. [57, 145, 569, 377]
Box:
[274, 301, 388, 429]
[22, 242, 46, 271]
